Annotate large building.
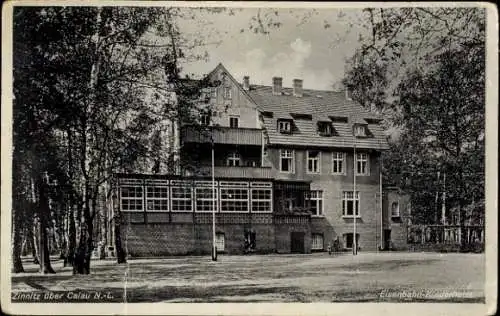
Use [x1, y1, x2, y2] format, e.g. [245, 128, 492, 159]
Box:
[110, 63, 396, 256]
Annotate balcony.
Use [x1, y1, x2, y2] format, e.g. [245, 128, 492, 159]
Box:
[191, 166, 274, 179]
[182, 126, 263, 146]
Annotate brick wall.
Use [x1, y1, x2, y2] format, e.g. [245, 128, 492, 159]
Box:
[120, 222, 277, 256]
[311, 217, 337, 250]
[274, 223, 311, 254]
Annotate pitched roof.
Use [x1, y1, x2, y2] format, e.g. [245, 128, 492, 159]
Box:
[246, 85, 389, 150]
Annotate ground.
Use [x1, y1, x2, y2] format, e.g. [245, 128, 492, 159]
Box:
[11, 252, 484, 303]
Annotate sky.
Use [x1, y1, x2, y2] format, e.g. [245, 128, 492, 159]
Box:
[177, 8, 367, 91]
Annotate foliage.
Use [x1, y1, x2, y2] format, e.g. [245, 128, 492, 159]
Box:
[12, 6, 219, 273]
[344, 8, 486, 224]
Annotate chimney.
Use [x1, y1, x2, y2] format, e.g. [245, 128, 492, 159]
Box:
[293, 79, 303, 97]
[345, 86, 353, 101]
[243, 76, 250, 91]
[272, 77, 282, 95]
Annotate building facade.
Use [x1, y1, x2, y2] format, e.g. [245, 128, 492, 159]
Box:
[111, 63, 394, 256]
[381, 187, 411, 250]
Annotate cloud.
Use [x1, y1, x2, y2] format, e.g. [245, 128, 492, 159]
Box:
[227, 37, 336, 90]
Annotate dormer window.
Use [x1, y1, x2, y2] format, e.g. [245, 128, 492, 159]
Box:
[317, 121, 333, 136]
[277, 119, 292, 134]
[353, 124, 367, 137]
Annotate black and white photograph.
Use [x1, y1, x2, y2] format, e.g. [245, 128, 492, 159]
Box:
[1, 1, 497, 315]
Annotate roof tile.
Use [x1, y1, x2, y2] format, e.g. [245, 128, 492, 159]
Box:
[251, 85, 388, 149]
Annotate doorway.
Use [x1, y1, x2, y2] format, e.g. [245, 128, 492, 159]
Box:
[290, 232, 305, 253]
[383, 229, 391, 250]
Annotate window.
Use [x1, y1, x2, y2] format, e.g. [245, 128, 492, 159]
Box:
[223, 86, 232, 99]
[171, 186, 193, 212]
[215, 232, 225, 252]
[120, 186, 143, 212]
[342, 191, 360, 217]
[210, 87, 217, 98]
[356, 153, 369, 175]
[343, 233, 360, 249]
[280, 149, 294, 173]
[278, 120, 291, 133]
[220, 188, 249, 212]
[226, 152, 241, 167]
[354, 125, 366, 137]
[200, 113, 210, 126]
[391, 201, 400, 218]
[312, 234, 324, 250]
[318, 122, 333, 136]
[146, 186, 168, 212]
[332, 152, 345, 174]
[307, 150, 321, 174]
[195, 187, 217, 212]
[251, 188, 272, 213]
[306, 190, 323, 216]
[229, 116, 239, 128]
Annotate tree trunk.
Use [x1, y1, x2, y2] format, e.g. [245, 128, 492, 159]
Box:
[12, 204, 25, 273]
[28, 220, 40, 264]
[36, 175, 55, 274]
[64, 203, 76, 267]
[73, 196, 93, 275]
[112, 192, 126, 264]
[114, 220, 126, 264]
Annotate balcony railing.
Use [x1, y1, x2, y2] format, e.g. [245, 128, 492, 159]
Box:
[182, 126, 263, 146]
[193, 166, 274, 179]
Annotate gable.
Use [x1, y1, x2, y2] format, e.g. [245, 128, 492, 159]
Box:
[201, 63, 260, 129]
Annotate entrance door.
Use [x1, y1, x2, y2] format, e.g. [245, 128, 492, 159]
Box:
[383, 229, 391, 250]
[215, 233, 225, 252]
[290, 232, 305, 253]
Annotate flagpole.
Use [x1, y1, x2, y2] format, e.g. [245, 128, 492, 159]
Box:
[211, 137, 217, 261]
[353, 139, 357, 255]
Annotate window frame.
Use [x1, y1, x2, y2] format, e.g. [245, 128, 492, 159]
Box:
[120, 185, 144, 212]
[200, 112, 211, 126]
[354, 124, 366, 137]
[306, 150, 321, 174]
[170, 186, 193, 212]
[250, 188, 273, 213]
[229, 116, 239, 128]
[355, 152, 370, 176]
[342, 191, 361, 218]
[317, 121, 333, 136]
[279, 149, 295, 173]
[307, 190, 324, 217]
[223, 86, 232, 99]
[226, 151, 241, 167]
[194, 187, 218, 213]
[219, 187, 250, 213]
[145, 186, 169, 212]
[311, 233, 324, 250]
[277, 120, 292, 133]
[332, 152, 346, 175]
